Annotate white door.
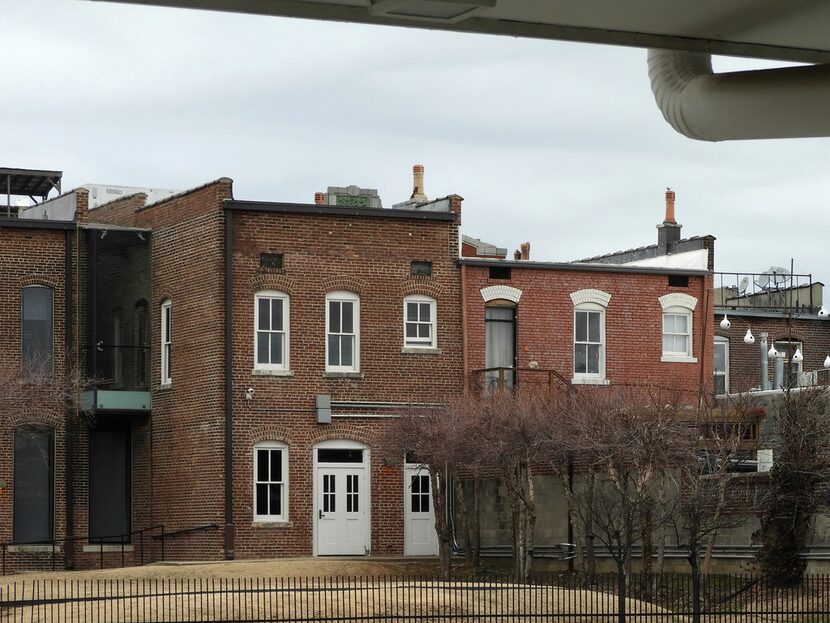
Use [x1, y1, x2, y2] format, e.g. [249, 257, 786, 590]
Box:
[404, 465, 438, 556]
[317, 467, 368, 555]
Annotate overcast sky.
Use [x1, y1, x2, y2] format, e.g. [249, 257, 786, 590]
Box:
[4, 1, 829, 287]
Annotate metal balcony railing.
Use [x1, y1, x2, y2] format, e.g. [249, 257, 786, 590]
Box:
[82, 344, 151, 391]
[714, 271, 819, 313]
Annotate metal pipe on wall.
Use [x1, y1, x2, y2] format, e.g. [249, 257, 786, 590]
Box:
[760, 332, 770, 391]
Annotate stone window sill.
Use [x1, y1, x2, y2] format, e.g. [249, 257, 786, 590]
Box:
[661, 355, 698, 364]
[157, 383, 172, 391]
[83, 544, 134, 553]
[252, 369, 294, 377]
[401, 347, 442, 355]
[571, 377, 610, 386]
[252, 520, 294, 529]
[323, 372, 364, 380]
[6, 545, 60, 553]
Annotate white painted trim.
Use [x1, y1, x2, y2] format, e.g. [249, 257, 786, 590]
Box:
[403, 295, 437, 349]
[658, 293, 698, 311]
[480, 285, 522, 304]
[253, 291, 290, 372]
[570, 288, 611, 308]
[253, 441, 289, 523]
[312, 440, 371, 557]
[160, 299, 172, 385]
[325, 291, 360, 373]
[714, 336, 730, 395]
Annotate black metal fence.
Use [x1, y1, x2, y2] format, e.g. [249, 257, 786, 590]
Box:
[1, 573, 828, 622]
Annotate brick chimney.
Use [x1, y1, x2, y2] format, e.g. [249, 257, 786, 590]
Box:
[410, 164, 427, 202]
[520, 241, 530, 260]
[314, 192, 325, 205]
[657, 188, 682, 255]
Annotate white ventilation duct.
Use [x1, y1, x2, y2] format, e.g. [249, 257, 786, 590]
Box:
[648, 49, 830, 141]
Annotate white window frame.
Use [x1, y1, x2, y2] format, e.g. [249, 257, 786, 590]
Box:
[160, 299, 172, 385]
[572, 302, 607, 384]
[325, 291, 360, 373]
[254, 291, 290, 372]
[662, 307, 695, 362]
[253, 441, 289, 523]
[403, 295, 437, 349]
[714, 336, 730, 395]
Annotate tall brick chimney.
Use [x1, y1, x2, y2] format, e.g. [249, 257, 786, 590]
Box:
[520, 241, 530, 260]
[410, 164, 427, 202]
[314, 192, 325, 205]
[657, 188, 682, 255]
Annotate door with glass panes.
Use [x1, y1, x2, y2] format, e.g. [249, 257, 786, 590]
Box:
[316, 445, 368, 555]
[404, 464, 438, 556]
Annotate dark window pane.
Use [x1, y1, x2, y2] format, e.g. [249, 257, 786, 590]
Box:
[341, 336, 353, 366]
[318, 449, 363, 463]
[411, 475, 420, 494]
[347, 494, 352, 513]
[271, 299, 283, 331]
[256, 450, 269, 482]
[329, 301, 340, 333]
[13, 425, 53, 543]
[341, 302, 354, 333]
[485, 307, 514, 321]
[588, 312, 601, 343]
[419, 303, 430, 321]
[421, 493, 430, 513]
[714, 375, 726, 395]
[270, 450, 282, 482]
[269, 484, 281, 515]
[22, 287, 53, 375]
[406, 323, 417, 338]
[256, 483, 268, 515]
[258, 298, 270, 331]
[257, 333, 269, 364]
[411, 494, 420, 513]
[574, 344, 586, 374]
[269, 334, 283, 364]
[328, 335, 340, 366]
[575, 312, 587, 343]
[407, 302, 418, 321]
[587, 344, 600, 374]
[352, 492, 358, 513]
[418, 324, 430, 338]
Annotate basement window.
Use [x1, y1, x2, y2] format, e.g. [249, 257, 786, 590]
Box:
[410, 261, 432, 276]
[489, 266, 511, 280]
[668, 275, 689, 288]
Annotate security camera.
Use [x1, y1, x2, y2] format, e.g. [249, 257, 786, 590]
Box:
[245, 388, 255, 401]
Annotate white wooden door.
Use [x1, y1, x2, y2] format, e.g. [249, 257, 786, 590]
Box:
[404, 465, 438, 556]
[317, 467, 367, 555]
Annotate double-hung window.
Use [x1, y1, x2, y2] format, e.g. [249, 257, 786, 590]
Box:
[570, 289, 610, 383]
[255, 291, 289, 371]
[403, 295, 436, 349]
[13, 425, 54, 543]
[714, 336, 729, 395]
[326, 291, 359, 372]
[659, 293, 698, 363]
[160, 299, 172, 385]
[254, 442, 288, 522]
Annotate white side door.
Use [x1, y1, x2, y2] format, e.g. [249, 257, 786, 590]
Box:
[404, 464, 438, 556]
[317, 467, 367, 555]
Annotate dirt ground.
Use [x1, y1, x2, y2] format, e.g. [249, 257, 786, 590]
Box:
[0, 557, 442, 586]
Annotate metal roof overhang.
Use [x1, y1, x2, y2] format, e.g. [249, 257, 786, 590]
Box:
[0, 167, 63, 198]
[90, 0, 830, 63]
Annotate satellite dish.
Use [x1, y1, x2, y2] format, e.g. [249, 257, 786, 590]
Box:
[768, 266, 790, 288]
[738, 277, 749, 295]
[755, 272, 770, 290]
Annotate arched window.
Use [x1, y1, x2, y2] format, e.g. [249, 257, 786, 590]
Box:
[254, 291, 290, 371]
[659, 293, 698, 363]
[326, 291, 359, 372]
[570, 289, 611, 384]
[13, 424, 54, 543]
[22, 285, 54, 376]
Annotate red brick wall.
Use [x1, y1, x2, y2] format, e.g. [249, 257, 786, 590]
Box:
[716, 314, 830, 393]
[229, 207, 463, 557]
[463, 264, 713, 400]
[0, 225, 70, 573]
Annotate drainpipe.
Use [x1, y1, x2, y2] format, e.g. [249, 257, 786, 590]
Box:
[223, 210, 235, 560]
[759, 333, 770, 391]
[648, 49, 830, 141]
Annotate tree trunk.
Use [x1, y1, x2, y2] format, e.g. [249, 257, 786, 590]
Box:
[453, 477, 474, 569]
[640, 497, 654, 575]
[472, 475, 481, 568]
[430, 469, 452, 580]
[585, 469, 597, 582]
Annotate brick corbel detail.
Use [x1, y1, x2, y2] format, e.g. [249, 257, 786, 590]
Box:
[251, 273, 296, 295]
[400, 279, 443, 299]
[322, 276, 368, 296]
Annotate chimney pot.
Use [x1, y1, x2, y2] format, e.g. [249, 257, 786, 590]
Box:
[411, 164, 427, 202]
[520, 241, 530, 261]
[664, 188, 676, 224]
[314, 192, 325, 205]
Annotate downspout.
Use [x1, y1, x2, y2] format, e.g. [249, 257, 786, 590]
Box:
[648, 49, 830, 141]
[223, 209, 235, 560]
[461, 262, 468, 395]
[64, 229, 75, 569]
